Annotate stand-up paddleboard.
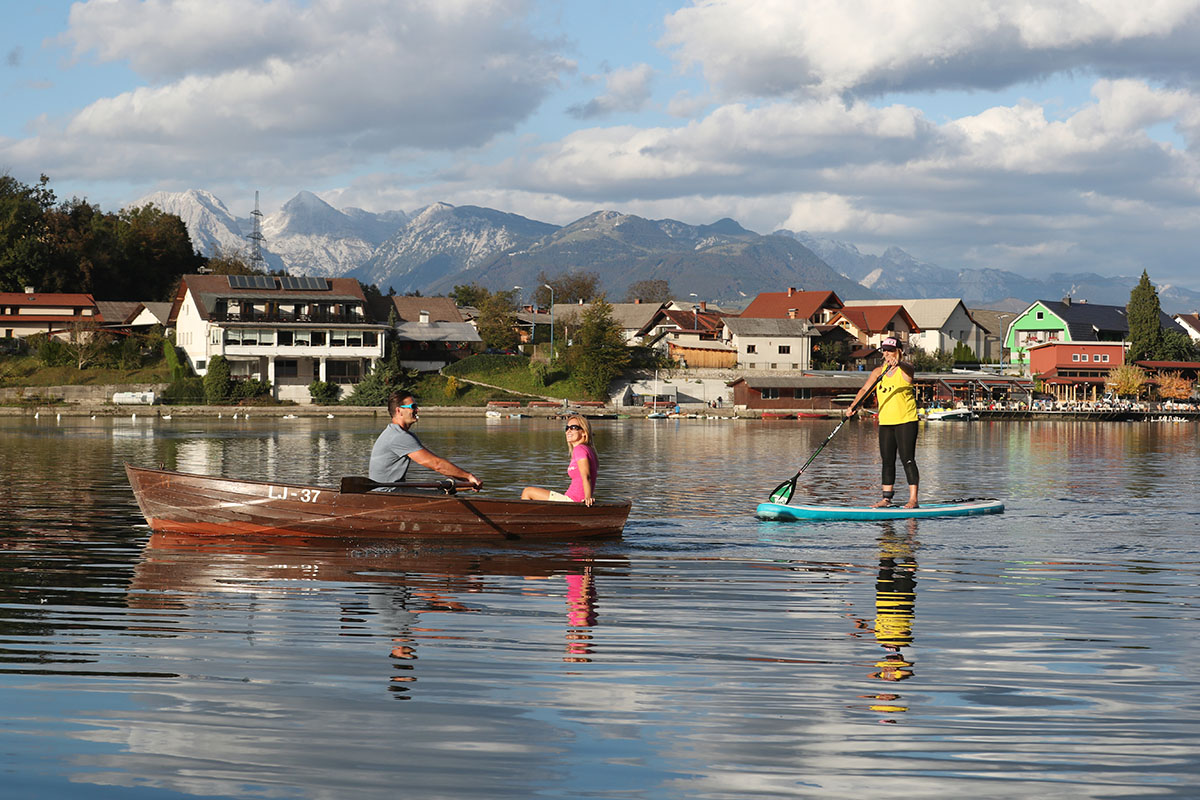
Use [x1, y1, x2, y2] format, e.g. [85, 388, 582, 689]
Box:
[756, 497, 1003, 521]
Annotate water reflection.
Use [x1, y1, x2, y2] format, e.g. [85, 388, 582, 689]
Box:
[129, 534, 619, 698]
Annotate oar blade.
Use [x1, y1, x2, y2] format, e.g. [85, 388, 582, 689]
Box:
[768, 478, 796, 505]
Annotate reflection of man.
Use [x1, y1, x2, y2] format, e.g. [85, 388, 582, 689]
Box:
[370, 392, 482, 489]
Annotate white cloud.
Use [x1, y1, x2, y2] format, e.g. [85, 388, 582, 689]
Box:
[569, 63, 655, 119]
[661, 0, 1200, 98]
[8, 0, 572, 182]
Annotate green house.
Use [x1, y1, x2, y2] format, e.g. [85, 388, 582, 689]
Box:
[1005, 297, 1183, 371]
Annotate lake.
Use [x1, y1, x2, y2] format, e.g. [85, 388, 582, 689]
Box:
[1, 414, 1198, 799]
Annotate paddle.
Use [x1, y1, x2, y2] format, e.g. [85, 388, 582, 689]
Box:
[768, 370, 885, 505]
[339, 476, 475, 494]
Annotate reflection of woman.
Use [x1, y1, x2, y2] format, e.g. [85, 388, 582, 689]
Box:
[847, 336, 919, 508]
[521, 414, 599, 506]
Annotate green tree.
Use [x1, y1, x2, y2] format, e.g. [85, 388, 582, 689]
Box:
[910, 346, 953, 372]
[342, 362, 419, 406]
[476, 289, 521, 351]
[450, 283, 491, 308]
[1160, 328, 1199, 361]
[309, 381, 341, 405]
[568, 297, 629, 399]
[624, 279, 672, 303]
[1106, 363, 1148, 398]
[0, 173, 57, 292]
[950, 341, 977, 364]
[1126, 270, 1165, 363]
[204, 355, 232, 404]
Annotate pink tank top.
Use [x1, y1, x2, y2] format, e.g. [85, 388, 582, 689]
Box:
[565, 444, 598, 502]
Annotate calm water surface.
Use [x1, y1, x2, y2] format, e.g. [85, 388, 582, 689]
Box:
[1, 414, 1198, 799]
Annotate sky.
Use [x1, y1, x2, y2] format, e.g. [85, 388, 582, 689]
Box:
[3, 0, 1200, 289]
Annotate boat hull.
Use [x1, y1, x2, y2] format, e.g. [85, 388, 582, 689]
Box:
[756, 498, 1004, 521]
[126, 465, 631, 540]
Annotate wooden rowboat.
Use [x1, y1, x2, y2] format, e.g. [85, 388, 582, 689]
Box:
[125, 464, 631, 540]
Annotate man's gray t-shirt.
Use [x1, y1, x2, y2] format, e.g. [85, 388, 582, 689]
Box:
[369, 423, 424, 483]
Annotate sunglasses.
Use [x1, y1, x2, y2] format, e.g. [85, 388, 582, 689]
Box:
[564, 424, 584, 431]
[399, 403, 419, 409]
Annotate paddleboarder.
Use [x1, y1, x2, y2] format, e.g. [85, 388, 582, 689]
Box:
[521, 413, 598, 506]
[370, 391, 483, 490]
[847, 336, 919, 509]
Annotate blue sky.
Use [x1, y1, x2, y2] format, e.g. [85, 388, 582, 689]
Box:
[3, 0, 1200, 290]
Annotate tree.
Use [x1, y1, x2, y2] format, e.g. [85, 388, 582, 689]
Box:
[534, 270, 600, 307]
[568, 297, 630, 399]
[450, 283, 491, 308]
[812, 338, 851, 370]
[1160, 328, 1199, 361]
[1105, 364, 1147, 399]
[624, 279, 672, 303]
[1126, 270, 1164, 363]
[204, 248, 263, 275]
[62, 319, 112, 370]
[476, 289, 521, 351]
[204, 355, 232, 404]
[0, 173, 58, 292]
[1155, 371, 1194, 401]
[950, 341, 977, 364]
[910, 346, 953, 372]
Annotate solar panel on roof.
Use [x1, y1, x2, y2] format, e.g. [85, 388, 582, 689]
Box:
[278, 275, 329, 290]
[227, 274, 276, 289]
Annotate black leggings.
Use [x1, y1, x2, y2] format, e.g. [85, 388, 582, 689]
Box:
[878, 421, 919, 487]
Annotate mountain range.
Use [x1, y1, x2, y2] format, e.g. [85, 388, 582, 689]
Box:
[138, 189, 1200, 313]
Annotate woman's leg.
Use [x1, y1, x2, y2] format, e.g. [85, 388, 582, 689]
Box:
[522, 486, 553, 501]
[895, 421, 920, 508]
[875, 425, 899, 506]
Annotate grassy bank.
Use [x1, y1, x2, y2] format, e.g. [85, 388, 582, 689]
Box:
[441, 354, 593, 401]
[0, 356, 171, 388]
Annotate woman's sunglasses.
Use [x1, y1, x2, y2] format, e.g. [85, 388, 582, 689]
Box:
[564, 424, 583, 431]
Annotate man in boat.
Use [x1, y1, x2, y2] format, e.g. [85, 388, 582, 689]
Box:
[369, 392, 483, 490]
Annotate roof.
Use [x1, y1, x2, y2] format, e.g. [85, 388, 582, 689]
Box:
[851, 298, 968, 330]
[1025, 299, 1184, 340]
[739, 289, 843, 320]
[831, 304, 921, 334]
[0, 292, 97, 307]
[136, 302, 174, 325]
[95, 300, 141, 324]
[969, 308, 1020, 336]
[552, 302, 665, 332]
[1174, 313, 1200, 335]
[175, 274, 367, 321]
[728, 374, 871, 389]
[642, 307, 728, 336]
[393, 321, 482, 343]
[386, 296, 463, 323]
[1133, 360, 1200, 370]
[1026, 340, 1124, 350]
[723, 317, 814, 337]
[667, 338, 736, 352]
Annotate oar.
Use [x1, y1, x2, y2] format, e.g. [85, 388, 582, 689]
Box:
[768, 370, 885, 505]
[340, 476, 476, 494]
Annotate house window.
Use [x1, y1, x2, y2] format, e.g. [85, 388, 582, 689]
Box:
[196, 360, 206, 371]
[1093, 354, 1101, 362]
[778, 345, 791, 355]
[278, 330, 294, 346]
[327, 360, 361, 383]
[761, 388, 780, 399]
[747, 344, 757, 354]
[311, 331, 327, 346]
[1103, 354, 1110, 362]
[363, 331, 378, 347]
[1036, 311, 1044, 320]
[211, 329, 222, 345]
[258, 329, 274, 346]
[276, 359, 299, 378]
[330, 331, 347, 347]
[294, 330, 311, 346]
[796, 388, 812, 399]
[347, 331, 363, 347]
[1072, 354, 1080, 362]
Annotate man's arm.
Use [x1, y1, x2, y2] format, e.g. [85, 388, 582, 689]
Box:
[409, 448, 483, 489]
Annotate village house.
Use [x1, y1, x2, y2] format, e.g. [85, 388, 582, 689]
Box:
[1174, 313, 1200, 343]
[1, 289, 102, 340]
[968, 308, 1021, 363]
[727, 373, 869, 412]
[722, 317, 815, 371]
[738, 287, 844, 324]
[170, 274, 388, 403]
[1005, 297, 1185, 373]
[827, 304, 920, 350]
[1027, 341, 1125, 401]
[851, 298, 987, 359]
[552, 301, 666, 345]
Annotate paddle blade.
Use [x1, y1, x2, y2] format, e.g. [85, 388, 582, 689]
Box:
[768, 477, 797, 505]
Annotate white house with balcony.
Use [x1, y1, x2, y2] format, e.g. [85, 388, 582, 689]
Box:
[170, 274, 388, 403]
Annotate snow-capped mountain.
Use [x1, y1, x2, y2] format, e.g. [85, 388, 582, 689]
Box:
[260, 191, 403, 278]
[137, 189, 249, 257]
[351, 203, 558, 293]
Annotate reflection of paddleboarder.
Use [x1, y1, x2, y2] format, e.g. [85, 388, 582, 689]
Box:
[853, 521, 919, 719]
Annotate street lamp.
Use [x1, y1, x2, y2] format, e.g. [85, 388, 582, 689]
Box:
[542, 283, 555, 359]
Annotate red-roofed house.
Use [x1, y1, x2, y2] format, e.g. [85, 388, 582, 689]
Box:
[170, 274, 388, 402]
[0, 290, 102, 340]
[738, 288, 844, 324]
[828, 304, 920, 350]
[1174, 313, 1200, 343]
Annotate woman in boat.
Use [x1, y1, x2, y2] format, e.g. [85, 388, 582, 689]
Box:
[521, 414, 598, 506]
[847, 336, 919, 509]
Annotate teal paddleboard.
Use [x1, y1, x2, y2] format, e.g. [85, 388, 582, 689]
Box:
[756, 498, 1004, 521]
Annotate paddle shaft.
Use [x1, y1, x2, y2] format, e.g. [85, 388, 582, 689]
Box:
[340, 476, 476, 494]
[770, 369, 886, 502]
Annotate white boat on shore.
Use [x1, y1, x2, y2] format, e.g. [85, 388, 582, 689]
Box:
[925, 408, 976, 421]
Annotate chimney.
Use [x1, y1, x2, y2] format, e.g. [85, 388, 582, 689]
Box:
[787, 308, 797, 319]
[699, 301, 706, 312]
[419, 310, 430, 324]
[24, 287, 35, 294]
[634, 298, 641, 304]
[1062, 296, 1071, 306]
[787, 287, 796, 297]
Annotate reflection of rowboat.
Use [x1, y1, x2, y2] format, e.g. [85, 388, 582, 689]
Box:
[125, 465, 630, 540]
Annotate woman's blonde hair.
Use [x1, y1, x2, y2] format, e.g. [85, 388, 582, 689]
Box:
[566, 413, 592, 447]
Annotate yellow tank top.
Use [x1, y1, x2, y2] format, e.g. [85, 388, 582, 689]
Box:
[875, 367, 918, 425]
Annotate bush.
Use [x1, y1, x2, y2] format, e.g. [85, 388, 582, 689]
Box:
[528, 360, 548, 387]
[27, 334, 73, 367]
[204, 355, 232, 403]
[231, 378, 272, 402]
[163, 340, 190, 380]
[161, 376, 205, 404]
[342, 362, 418, 406]
[309, 380, 341, 405]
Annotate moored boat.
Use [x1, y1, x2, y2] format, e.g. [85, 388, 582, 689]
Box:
[125, 465, 631, 540]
